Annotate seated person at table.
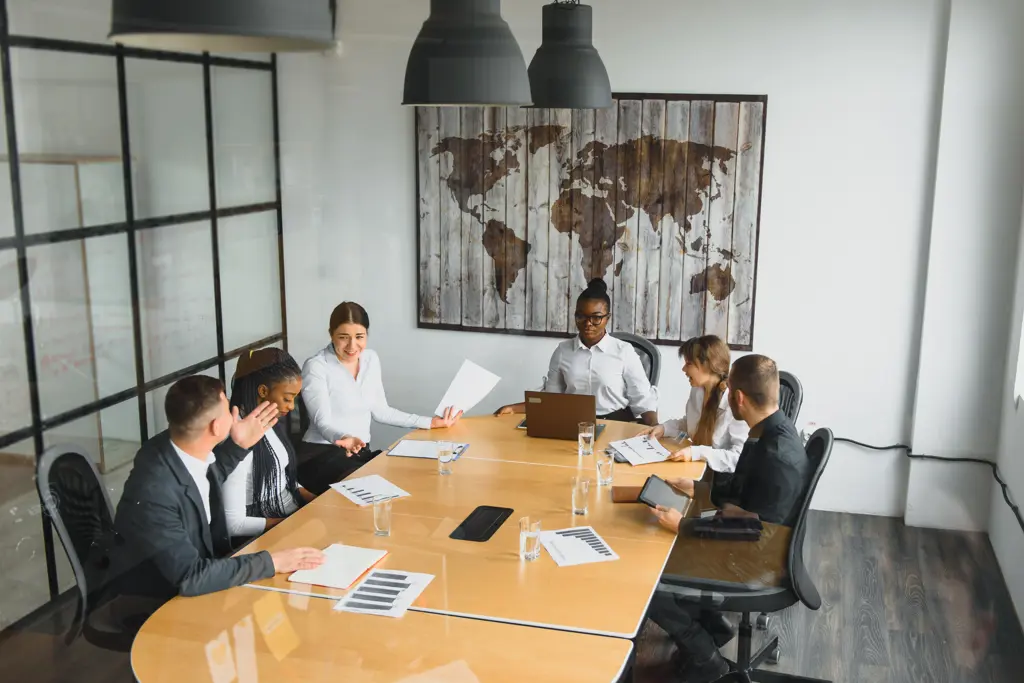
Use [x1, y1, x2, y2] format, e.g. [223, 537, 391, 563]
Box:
[112, 376, 325, 607]
[642, 335, 749, 472]
[495, 278, 658, 425]
[646, 354, 810, 682]
[298, 301, 462, 494]
[223, 348, 317, 540]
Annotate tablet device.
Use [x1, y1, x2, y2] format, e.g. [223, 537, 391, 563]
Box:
[637, 475, 692, 514]
[449, 506, 514, 542]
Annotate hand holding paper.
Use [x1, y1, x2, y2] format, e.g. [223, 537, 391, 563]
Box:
[434, 360, 501, 417]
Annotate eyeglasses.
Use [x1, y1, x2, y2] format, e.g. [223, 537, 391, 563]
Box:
[574, 313, 609, 326]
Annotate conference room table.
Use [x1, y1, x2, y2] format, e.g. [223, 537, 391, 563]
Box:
[131, 415, 708, 682]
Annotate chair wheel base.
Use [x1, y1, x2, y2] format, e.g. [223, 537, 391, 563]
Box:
[755, 613, 771, 630]
[767, 646, 781, 665]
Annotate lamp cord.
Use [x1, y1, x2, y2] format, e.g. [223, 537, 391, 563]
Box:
[834, 437, 1024, 535]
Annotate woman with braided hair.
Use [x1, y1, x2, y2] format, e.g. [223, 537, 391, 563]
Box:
[223, 348, 316, 538]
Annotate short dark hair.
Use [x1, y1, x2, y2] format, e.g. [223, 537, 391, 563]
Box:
[165, 375, 226, 438]
[329, 302, 370, 334]
[729, 354, 779, 409]
[577, 278, 610, 310]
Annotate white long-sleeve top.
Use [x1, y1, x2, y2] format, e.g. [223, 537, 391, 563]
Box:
[541, 334, 659, 417]
[662, 385, 749, 473]
[301, 346, 433, 445]
[222, 427, 299, 537]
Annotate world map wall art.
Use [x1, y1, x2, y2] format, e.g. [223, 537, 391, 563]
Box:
[415, 94, 767, 350]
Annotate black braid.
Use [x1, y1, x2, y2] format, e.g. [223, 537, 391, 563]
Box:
[229, 350, 303, 519]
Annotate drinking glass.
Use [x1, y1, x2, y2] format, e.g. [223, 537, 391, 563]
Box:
[373, 497, 392, 536]
[437, 441, 456, 476]
[578, 422, 596, 459]
[572, 476, 591, 515]
[596, 451, 615, 486]
[518, 516, 542, 561]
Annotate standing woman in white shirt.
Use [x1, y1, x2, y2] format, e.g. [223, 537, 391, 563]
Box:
[297, 302, 462, 493]
[495, 278, 659, 425]
[644, 335, 749, 473]
[223, 348, 316, 540]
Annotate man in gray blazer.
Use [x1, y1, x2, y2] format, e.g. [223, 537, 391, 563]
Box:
[113, 375, 324, 602]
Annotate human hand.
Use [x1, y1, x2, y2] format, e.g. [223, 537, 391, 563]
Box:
[668, 446, 693, 462]
[334, 436, 366, 456]
[270, 547, 326, 573]
[494, 404, 516, 416]
[651, 505, 683, 534]
[640, 424, 666, 439]
[264, 517, 284, 530]
[229, 402, 279, 450]
[665, 477, 695, 497]
[431, 406, 463, 429]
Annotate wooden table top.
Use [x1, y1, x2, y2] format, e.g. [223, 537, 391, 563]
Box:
[662, 520, 791, 589]
[132, 583, 634, 683]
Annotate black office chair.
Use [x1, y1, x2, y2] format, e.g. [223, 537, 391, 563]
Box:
[36, 445, 135, 652]
[657, 428, 835, 683]
[778, 371, 803, 423]
[613, 332, 661, 385]
[288, 392, 311, 448]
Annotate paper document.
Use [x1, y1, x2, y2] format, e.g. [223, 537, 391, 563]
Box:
[387, 440, 470, 460]
[334, 569, 434, 618]
[331, 474, 411, 506]
[608, 435, 671, 466]
[288, 544, 388, 590]
[434, 360, 501, 417]
[540, 526, 620, 567]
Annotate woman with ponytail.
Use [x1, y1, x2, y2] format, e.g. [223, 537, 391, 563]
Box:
[495, 278, 659, 425]
[644, 335, 749, 472]
[223, 348, 315, 538]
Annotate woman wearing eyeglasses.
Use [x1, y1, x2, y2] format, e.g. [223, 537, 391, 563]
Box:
[494, 278, 659, 425]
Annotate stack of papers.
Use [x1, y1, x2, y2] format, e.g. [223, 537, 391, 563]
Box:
[288, 544, 388, 590]
[334, 569, 434, 618]
[331, 474, 411, 506]
[434, 360, 501, 416]
[387, 440, 470, 460]
[540, 526, 620, 567]
[608, 435, 672, 466]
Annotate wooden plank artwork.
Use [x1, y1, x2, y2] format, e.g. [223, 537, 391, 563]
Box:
[416, 94, 767, 349]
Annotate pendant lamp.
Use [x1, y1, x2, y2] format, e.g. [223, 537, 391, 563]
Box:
[109, 0, 335, 53]
[403, 0, 532, 107]
[528, 1, 612, 109]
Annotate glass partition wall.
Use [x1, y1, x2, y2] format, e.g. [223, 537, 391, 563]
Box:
[0, 0, 286, 629]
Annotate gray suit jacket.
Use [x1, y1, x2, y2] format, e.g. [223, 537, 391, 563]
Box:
[113, 431, 275, 600]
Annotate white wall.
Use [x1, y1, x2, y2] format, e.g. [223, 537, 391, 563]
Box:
[280, 0, 960, 517]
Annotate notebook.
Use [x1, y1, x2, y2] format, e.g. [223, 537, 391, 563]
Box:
[287, 544, 388, 590]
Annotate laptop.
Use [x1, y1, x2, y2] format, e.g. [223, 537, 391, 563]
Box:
[519, 392, 606, 441]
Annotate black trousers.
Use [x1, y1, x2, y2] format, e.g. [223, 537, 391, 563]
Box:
[647, 592, 723, 664]
[296, 442, 377, 495]
[599, 407, 640, 423]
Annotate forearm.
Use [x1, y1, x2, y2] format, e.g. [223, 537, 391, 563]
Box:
[178, 551, 275, 597]
[639, 411, 658, 427]
[298, 488, 317, 504]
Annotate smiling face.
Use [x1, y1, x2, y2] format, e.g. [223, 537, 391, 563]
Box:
[682, 354, 716, 388]
[331, 323, 368, 362]
[574, 298, 610, 347]
[258, 377, 302, 416]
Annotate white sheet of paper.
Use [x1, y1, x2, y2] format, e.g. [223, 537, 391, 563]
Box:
[387, 440, 469, 460]
[331, 474, 411, 506]
[288, 544, 388, 590]
[334, 569, 435, 618]
[433, 360, 501, 417]
[540, 526, 620, 567]
[609, 435, 671, 466]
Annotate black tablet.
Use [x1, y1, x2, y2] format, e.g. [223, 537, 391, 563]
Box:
[449, 506, 514, 542]
[638, 475, 692, 514]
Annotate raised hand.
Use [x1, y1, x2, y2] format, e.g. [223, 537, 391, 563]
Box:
[431, 406, 463, 429]
[229, 402, 279, 450]
[270, 547, 326, 573]
[335, 436, 366, 456]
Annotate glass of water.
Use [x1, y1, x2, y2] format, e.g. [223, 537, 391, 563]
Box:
[578, 422, 596, 459]
[519, 517, 542, 561]
[596, 451, 615, 486]
[373, 497, 392, 537]
[437, 441, 456, 476]
[571, 476, 590, 515]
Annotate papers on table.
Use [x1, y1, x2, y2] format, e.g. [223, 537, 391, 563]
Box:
[288, 544, 388, 590]
[540, 526, 620, 567]
[331, 474, 410, 506]
[387, 440, 470, 460]
[608, 435, 671, 466]
[434, 359, 501, 417]
[334, 569, 434, 618]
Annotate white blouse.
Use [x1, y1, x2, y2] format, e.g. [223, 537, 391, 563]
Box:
[223, 427, 299, 537]
[541, 334, 658, 417]
[662, 386, 749, 473]
[301, 346, 432, 445]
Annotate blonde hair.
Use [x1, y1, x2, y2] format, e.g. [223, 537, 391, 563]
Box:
[679, 335, 731, 446]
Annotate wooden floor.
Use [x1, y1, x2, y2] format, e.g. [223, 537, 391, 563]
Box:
[0, 512, 1021, 683]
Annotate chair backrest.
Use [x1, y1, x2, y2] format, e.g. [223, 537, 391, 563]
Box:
[612, 332, 661, 386]
[778, 370, 803, 423]
[787, 427, 833, 611]
[289, 392, 311, 444]
[36, 445, 117, 641]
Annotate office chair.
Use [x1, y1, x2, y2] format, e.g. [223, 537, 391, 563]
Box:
[657, 428, 835, 683]
[613, 332, 661, 385]
[778, 371, 803, 423]
[36, 445, 135, 652]
[289, 393, 311, 448]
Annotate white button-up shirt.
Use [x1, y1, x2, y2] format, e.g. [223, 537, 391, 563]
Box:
[301, 346, 433, 445]
[541, 334, 658, 417]
[222, 427, 300, 537]
[171, 441, 216, 524]
[663, 386, 749, 473]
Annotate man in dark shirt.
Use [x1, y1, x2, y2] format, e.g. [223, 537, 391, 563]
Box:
[646, 354, 811, 682]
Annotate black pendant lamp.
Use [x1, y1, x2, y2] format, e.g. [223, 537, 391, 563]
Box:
[529, 1, 612, 109]
[109, 0, 335, 53]
[403, 0, 532, 107]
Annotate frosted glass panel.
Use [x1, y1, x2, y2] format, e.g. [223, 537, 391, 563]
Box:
[146, 366, 221, 436]
[44, 400, 141, 479]
[218, 211, 282, 351]
[0, 437, 48, 630]
[0, 252, 31, 436]
[8, 0, 119, 44]
[212, 67, 276, 207]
